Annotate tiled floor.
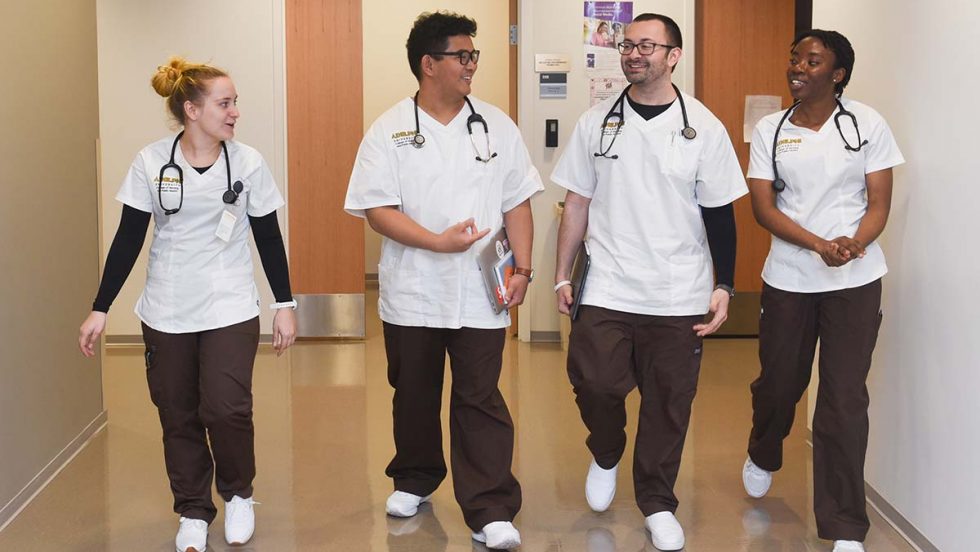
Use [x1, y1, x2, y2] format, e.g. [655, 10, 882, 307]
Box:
[0, 300, 916, 551]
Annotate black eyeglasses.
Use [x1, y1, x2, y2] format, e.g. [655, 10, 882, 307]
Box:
[426, 49, 480, 65]
[617, 41, 675, 55]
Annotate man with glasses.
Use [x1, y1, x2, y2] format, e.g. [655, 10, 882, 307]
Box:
[344, 10, 541, 550]
[551, 13, 745, 550]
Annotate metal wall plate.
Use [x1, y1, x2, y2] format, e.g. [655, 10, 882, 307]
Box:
[711, 292, 760, 337]
[295, 293, 365, 338]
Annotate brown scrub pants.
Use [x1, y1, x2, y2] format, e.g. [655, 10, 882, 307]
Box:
[141, 316, 259, 524]
[748, 279, 882, 542]
[382, 322, 521, 532]
[566, 305, 704, 516]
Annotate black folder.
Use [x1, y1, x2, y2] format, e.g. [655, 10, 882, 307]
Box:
[570, 240, 591, 321]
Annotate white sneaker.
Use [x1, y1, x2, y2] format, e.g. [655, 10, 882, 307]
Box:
[585, 459, 618, 512]
[385, 490, 431, 517]
[175, 517, 208, 552]
[645, 511, 685, 551]
[224, 495, 258, 545]
[833, 541, 865, 552]
[742, 457, 772, 498]
[472, 521, 522, 550]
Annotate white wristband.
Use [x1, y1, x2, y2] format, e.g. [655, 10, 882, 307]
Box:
[270, 300, 297, 310]
[554, 280, 572, 292]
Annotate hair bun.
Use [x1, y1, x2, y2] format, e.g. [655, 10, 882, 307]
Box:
[151, 56, 189, 98]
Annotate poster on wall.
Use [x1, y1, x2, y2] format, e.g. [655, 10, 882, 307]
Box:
[584, 1, 632, 79]
[589, 77, 628, 106]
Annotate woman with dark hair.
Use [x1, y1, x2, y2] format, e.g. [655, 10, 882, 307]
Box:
[740, 30, 904, 552]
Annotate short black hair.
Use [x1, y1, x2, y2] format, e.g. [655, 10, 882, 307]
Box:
[631, 13, 682, 49]
[406, 11, 478, 81]
[792, 29, 854, 95]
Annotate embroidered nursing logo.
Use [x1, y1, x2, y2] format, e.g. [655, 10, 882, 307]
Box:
[391, 130, 420, 148]
[775, 137, 801, 155]
[152, 176, 181, 193]
[601, 120, 624, 137]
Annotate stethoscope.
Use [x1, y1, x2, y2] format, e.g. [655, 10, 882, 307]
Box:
[770, 98, 868, 193]
[593, 83, 696, 160]
[411, 92, 497, 163]
[157, 131, 243, 215]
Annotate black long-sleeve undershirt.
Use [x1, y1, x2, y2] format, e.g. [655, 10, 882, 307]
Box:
[700, 204, 736, 288]
[92, 205, 151, 312]
[249, 211, 293, 303]
[91, 206, 293, 312]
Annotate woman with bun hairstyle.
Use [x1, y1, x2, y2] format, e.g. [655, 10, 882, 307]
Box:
[78, 57, 297, 552]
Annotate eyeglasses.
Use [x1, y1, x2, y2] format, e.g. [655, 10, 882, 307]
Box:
[426, 49, 480, 66]
[617, 41, 675, 55]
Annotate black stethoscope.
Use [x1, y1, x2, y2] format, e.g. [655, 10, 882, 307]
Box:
[770, 98, 868, 193]
[157, 131, 244, 215]
[593, 83, 696, 160]
[411, 92, 497, 163]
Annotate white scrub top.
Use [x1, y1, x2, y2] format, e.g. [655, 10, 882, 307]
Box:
[116, 136, 284, 333]
[345, 96, 543, 329]
[747, 98, 905, 293]
[551, 91, 747, 316]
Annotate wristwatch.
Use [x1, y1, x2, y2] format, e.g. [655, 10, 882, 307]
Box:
[714, 284, 735, 298]
[514, 267, 534, 282]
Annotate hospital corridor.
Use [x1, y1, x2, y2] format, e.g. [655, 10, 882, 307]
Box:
[2, 0, 975, 551]
[0, 290, 916, 551]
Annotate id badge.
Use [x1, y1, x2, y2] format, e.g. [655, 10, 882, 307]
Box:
[215, 210, 237, 242]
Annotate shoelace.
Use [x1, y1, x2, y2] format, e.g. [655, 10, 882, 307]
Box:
[227, 498, 260, 517]
[746, 462, 769, 477]
[179, 517, 208, 529]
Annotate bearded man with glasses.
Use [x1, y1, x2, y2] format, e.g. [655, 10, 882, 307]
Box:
[552, 12, 746, 550]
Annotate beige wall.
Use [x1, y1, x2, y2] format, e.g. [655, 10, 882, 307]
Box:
[97, 0, 287, 338]
[0, 0, 105, 525]
[360, 2, 513, 275]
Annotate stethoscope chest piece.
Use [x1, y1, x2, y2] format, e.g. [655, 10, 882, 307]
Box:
[223, 180, 244, 205]
[772, 178, 786, 193]
[681, 126, 697, 140]
[412, 133, 425, 148]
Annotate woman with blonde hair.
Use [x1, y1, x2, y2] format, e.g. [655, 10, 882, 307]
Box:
[78, 57, 296, 552]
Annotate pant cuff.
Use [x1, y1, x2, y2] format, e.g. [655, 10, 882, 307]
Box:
[748, 451, 783, 472]
[466, 508, 518, 533]
[817, 524, 869, 542]
[178, 507, 216, 525]
[394, 479, 441, 498]
[218, 486, 253, 503]
[638, 501, 678, 517]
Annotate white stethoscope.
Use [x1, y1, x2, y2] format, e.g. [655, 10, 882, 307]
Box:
[593, 83, 696, 160]
[411, 92, 497, 163]
[770, 98, 868, 193]
[157, 131, 243, 215]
